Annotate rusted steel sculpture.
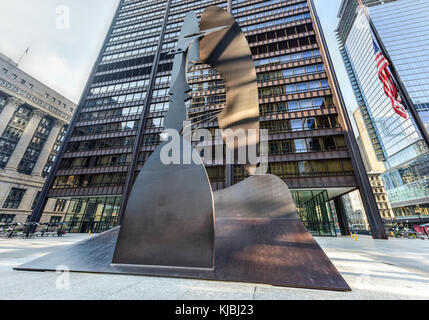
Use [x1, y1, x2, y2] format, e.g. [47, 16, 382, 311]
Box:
[16, 6, 351, 292]
[112, 11, 222, 269]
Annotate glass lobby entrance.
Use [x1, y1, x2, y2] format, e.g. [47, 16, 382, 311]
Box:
[63, 196, 122, 233]
[291, 190, 337, 236]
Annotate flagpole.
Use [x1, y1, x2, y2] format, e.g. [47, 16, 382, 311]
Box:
[16, 47, 29, 67]
[357, 0, 429, 149]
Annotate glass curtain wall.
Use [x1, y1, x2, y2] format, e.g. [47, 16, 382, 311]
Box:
[291, 190, 336, 236]
[63, 196, 121, 233]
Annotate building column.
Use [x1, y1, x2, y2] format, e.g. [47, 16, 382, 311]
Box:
[5, 109, 44, 171]
[31, 120, 63, 177]
[334, 196, 350, 236]
[0, 181, 12, 208]
[19, 187, 39, 213]
[0, 97, 23, 136]
[225, 164, 233, 187]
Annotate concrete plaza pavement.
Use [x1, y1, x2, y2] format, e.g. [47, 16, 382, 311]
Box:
[0, 234, 428, 300]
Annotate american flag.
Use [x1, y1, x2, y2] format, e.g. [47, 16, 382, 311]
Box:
[373, 40, 408, 119]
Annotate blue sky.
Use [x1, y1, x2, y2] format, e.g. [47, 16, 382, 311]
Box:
[0, 0, 357, 124]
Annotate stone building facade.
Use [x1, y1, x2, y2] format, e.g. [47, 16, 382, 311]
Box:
[0, 52, 75, 224]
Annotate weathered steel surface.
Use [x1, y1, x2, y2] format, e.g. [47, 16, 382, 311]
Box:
[112, 11, 215, 269]
[16, 218, 350, 291]
[214, 174, 298, 219]
[200, 6, 260, 152]
[112, 137, 215, 269]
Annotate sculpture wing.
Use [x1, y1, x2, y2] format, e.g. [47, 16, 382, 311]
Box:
[199, 6, 260, 151]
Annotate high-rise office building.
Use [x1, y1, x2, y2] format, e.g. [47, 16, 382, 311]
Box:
[31, 0, 384, 237]
[354, 107, 394, 224]
[0, 52, 75, 224]
[337, 0, 429, 225]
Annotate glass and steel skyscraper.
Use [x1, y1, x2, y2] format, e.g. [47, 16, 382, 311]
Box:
[337, 0, 429, 224]
[31, 0, 385, 237]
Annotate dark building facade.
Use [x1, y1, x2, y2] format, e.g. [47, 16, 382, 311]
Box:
[31, 0, 385, 238]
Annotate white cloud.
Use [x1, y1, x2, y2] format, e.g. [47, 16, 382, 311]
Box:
[0, 0, 119, 104]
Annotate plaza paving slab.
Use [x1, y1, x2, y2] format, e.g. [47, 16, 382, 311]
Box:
[0, 234, 428, 300]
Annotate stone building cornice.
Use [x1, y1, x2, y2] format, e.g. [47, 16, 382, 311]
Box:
[0, 76, 72, 123]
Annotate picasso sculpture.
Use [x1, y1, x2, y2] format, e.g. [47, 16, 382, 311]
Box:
[17, 6, 351, 292]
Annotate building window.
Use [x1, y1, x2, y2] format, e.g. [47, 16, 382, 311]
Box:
[0, 105, 34, 169]
[0, 214, 15, 223]
[49, 216, 62, 224]
[3, 188, 26, 209]
[54, 199, 67, 212]
[18, 116, 53, 175]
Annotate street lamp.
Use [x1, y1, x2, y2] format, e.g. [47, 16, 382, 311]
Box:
[415, 210, 423, 224]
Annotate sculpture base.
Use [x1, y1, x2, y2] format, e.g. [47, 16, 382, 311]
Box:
[15, 218, 350, 292]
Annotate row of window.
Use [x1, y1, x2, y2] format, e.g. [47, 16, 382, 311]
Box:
[170, 0, 224, 13]
[73, 121, 138, 137]
[109, 26, 161, 44]
[232, 0, 302, 13]
[250, 35, 317, 55]
[190, 94, 227, 108]
[97, 55, 154, 73]
[78, 106, 144, 122]
[59, 154, 132, 170]
[102, 46, 157, 63]
[66, 137, 135, 153]
[109, 30, 161, 46]
[150, 102, 169, 113]
[93, 66, 151, 84]
[89, 79, 149, 96]
[258, 79, 329, 97]
[268, 159, 354, 178]
[168, 3, 227, 20]
[268, 136, 347, 155]
[85, 92, 146, 108]
[120, 0, 163, 14]
[233, 157, 354, 180]
[257, 64, 325, 82]
[241, 12, 311, 32]
[118, 4, 164, 19]
[237, 2, 307, 22]
[190, 80, 225, 92]
[115, 11, 163, 28]
[260, 97, 330, 114]
[247, 23, 313, 44]
[187, 68, 220, 80]
[52, 173, 128, 189]
[105, 37, 158, 54]
[260, 115, 340, 134]
[112, 18, 163, 36]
